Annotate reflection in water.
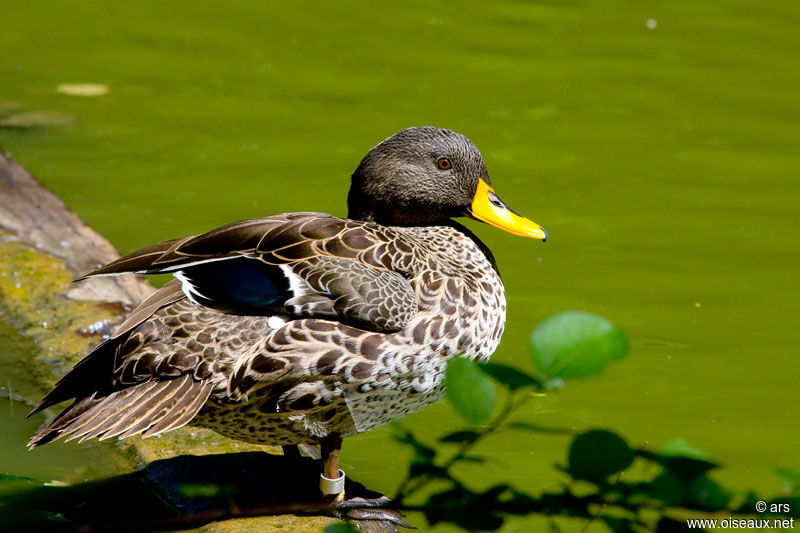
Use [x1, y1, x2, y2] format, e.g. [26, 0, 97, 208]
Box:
[1, 452, 387, 532]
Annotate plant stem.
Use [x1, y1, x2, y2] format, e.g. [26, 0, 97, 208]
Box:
[393, 386, 520, 504]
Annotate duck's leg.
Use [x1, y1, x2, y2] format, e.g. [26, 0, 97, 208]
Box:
[320, 433, 413, 528]
[320, 432, 345, 503]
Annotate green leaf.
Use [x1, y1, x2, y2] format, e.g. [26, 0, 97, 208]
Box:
[529, 311, 629, 382]
[640, 439, 718, 481]
[508, 421, 574, 435]
[424, 485, 506, 530]
[478, 362, 542, 391]
[601, 516, 636, 533]
[656, 517, 688, 532]
[685, 476, 730, 510]
[772, 465, 800, 495]
[393, 427, 436, 460]
[439, 430, 482, 444]
[732, 491, 761, 515]
[647, 471, 685, 506]
[567, 430, 634, 482]
[660, 439, 711, 460]
[653, 456, 718, 482]
[409, 461, 450, 480]
[454, 455, 485, 464]
[446, 357, 497, 424]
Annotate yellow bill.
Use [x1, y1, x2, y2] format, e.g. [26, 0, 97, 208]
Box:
[468, 179, 547, 240]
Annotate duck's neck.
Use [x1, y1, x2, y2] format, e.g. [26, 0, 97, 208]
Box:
[346, 187, 380, 223]
[443, 220, 501, 276]
[347, 189, 460, 226]
[347, 191, 501, 276]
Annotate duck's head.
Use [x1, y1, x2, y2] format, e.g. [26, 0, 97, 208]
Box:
[348, 126, 547, 241]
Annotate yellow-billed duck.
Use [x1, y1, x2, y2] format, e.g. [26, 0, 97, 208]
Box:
[29, 126, 546, 518]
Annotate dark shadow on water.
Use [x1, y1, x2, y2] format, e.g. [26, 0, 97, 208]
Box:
[0, 451, 386, 532]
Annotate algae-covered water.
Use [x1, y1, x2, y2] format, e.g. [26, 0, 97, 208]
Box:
[2, 1, 799, 530]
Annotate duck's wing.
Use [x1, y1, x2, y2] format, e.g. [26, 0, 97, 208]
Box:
[84, 212, 418, 333]
[27, 213, 421, 447]
[26, 279, 215, 443]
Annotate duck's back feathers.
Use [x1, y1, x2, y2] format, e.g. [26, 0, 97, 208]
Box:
[83, 212, 386, 276]
[28, 213, 425, 445]
[84, 213, 418, 333]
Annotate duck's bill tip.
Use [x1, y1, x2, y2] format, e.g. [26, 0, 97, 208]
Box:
[468, 179, 547, 241]
[524, 224, 548, 241]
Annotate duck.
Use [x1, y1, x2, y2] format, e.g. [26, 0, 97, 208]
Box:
[28, 126, 546, 519]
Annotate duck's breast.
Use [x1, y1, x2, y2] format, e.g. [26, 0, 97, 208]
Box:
[401, 225, 506, 362]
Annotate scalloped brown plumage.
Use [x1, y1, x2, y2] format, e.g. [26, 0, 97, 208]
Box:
[28, 128, 545, 519]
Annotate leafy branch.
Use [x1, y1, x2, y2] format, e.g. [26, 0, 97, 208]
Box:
[369, 311, 800, 532]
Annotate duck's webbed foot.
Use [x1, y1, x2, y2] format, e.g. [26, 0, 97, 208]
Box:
[318, 433, 413, 529]
[333, 495, 413, 528]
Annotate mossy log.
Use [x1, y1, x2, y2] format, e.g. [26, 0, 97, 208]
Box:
[0, 151, 389, 532]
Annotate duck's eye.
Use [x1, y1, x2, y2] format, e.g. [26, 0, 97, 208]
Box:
[436, 157, 452, 171]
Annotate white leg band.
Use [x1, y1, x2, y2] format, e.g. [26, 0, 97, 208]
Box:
[320, 469, 346, 495]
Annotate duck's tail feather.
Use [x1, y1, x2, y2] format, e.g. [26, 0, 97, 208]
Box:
[26, 338, 118, 419]
[27, 280, 187, 420]
[28, 374, 213, 449]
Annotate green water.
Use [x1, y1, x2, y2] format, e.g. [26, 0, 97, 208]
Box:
[2, 0, 799, 530]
